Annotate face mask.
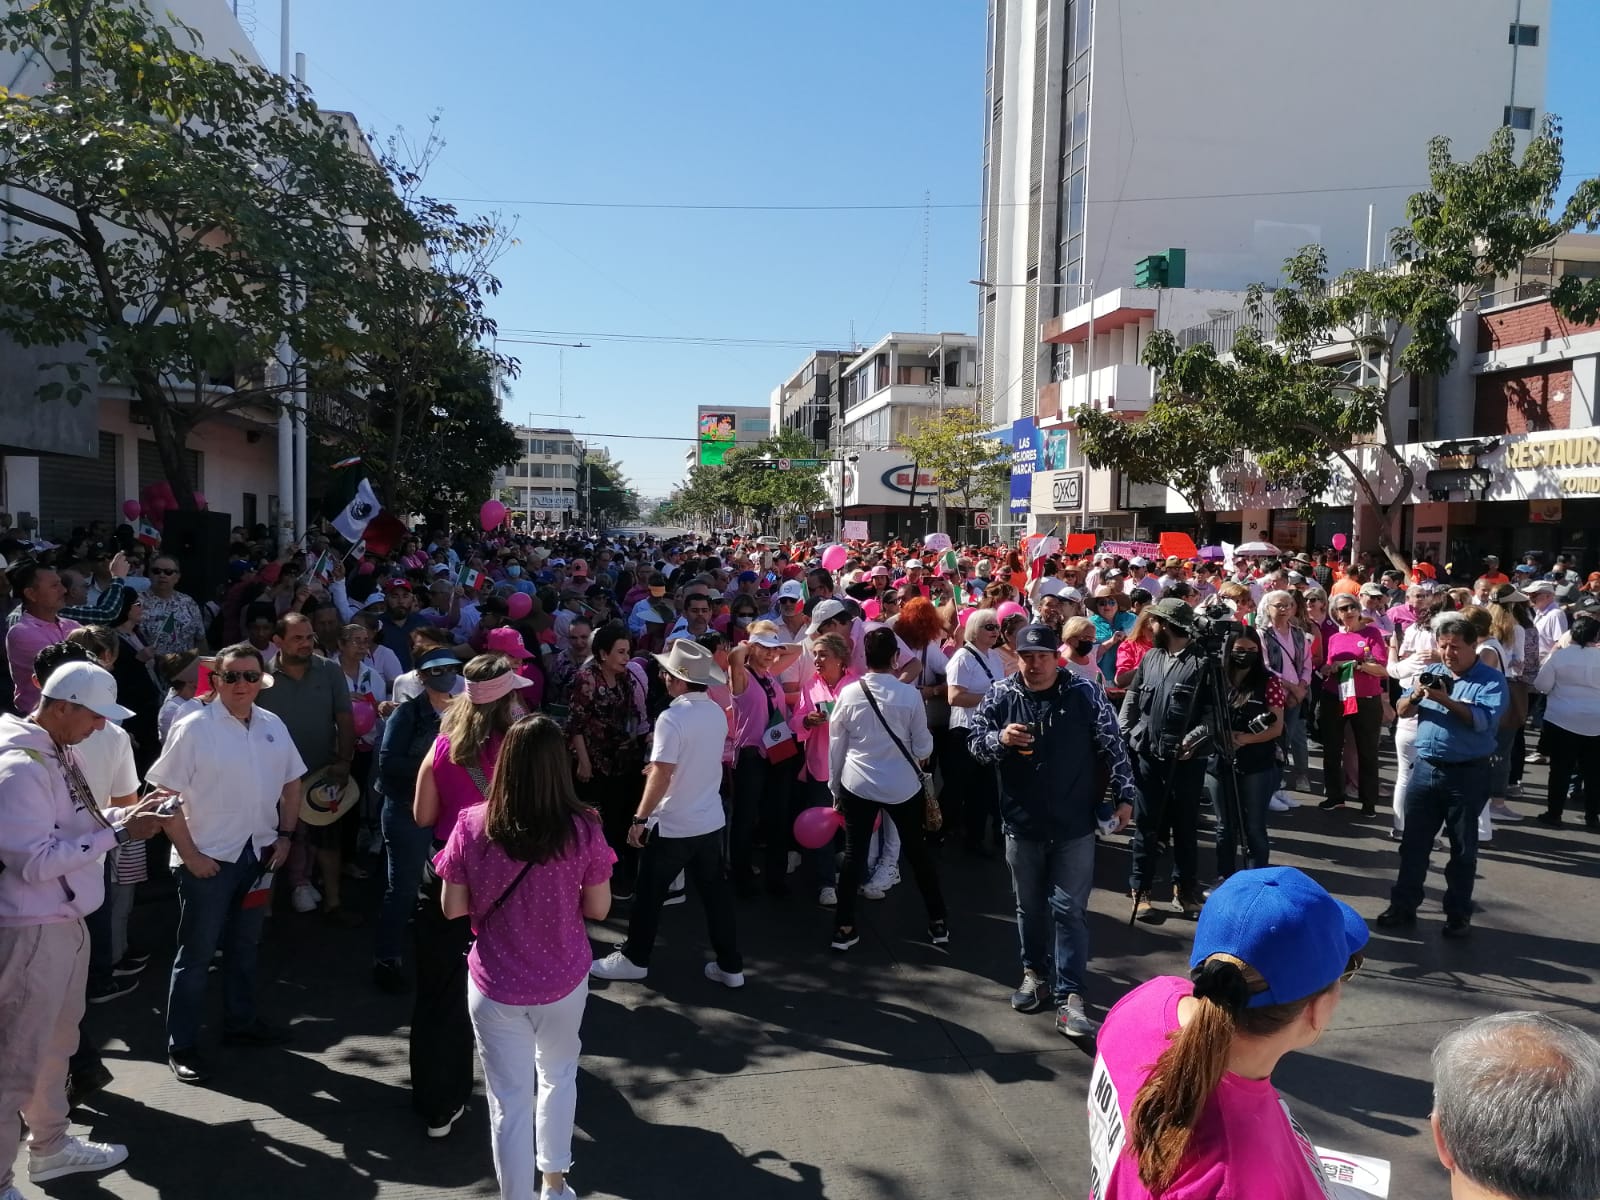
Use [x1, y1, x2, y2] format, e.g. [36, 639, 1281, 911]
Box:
[736, 616, 753, 626]
[1229, 651, 1258, 667]
[1072, 639, 1095, 657]
[506, 565, 522, 578]
[422, 672, 457, 693]
[649, 586, 666, 598]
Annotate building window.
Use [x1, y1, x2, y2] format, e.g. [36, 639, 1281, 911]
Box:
[1504, 106, 1535, 130]
[1508, 22, 1539, 46]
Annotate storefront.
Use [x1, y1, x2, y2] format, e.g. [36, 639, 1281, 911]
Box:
[822, 450, 982, 544]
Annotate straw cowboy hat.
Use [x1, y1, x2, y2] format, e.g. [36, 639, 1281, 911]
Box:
[299, 764, 361, 827]
[653, 638, 727, 686]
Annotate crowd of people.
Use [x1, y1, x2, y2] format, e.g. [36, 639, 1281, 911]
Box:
[2, 512, 1598, 1200]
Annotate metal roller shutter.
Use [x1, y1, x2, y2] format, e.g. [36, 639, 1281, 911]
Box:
[137, 439, 201, 497]
[38, 431, 117, 539]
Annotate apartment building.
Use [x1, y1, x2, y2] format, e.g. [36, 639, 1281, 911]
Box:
[506, 427, 583, 525]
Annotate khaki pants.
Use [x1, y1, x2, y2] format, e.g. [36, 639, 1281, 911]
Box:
[0, 920, 89, 1188]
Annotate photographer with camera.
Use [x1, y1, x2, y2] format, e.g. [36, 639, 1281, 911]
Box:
[1119, 598, 1218, 922]
[1377, 616, 1506, 938]
[1207, 627, 1285, 878]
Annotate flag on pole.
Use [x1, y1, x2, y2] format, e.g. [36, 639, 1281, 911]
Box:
[309, 550, 334, 584]
[332, 477, 380, 543]
[1337, 662, 1359, 715]
[136, 519, 161, 548]
[458, 564, 486, 591]
[330, 455, 362, 470]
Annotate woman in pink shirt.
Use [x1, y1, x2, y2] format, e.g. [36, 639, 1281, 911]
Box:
[1315, 595, 1389, 816]
[1090, 867, 1367, 1199]
[789, 633, 860, 906]
[410, 653, 536, 1140]
[438, 714, 613, 1200]
[727, 621, 802, 898]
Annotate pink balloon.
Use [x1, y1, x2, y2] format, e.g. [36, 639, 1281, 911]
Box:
[350, 700, 377, 737]
[506, 591, 533, 620]
[193, 491, 208, 510]
[820, 543, 849, 572]
[480, 500, 507, 532]
[792, 806, 845, 850]
[121, 500, 142, 520]
[996, 601, 1026, 623]
[1331, 533, 1348, 551]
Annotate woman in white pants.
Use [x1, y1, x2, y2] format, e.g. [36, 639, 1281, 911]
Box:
[1387, 602, 1441, 837]
[437, 715, 615, 1200]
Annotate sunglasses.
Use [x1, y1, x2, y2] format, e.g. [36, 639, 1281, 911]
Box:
[1095, 599, 1117, 606]
[1340, 955, 1364, 984]
[975, 623, 999, 632]
[218, 669, 263, 684]
[1334, 605, 1358, 614]
[149, 567, 178, 576]
[421, 665, 460, 678]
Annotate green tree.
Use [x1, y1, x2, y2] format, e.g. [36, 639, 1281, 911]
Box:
[0, 0, 420, 508]
[898, 406, 1010, 533]
[718, 430, 829, 530]
[1073, 363, 1241, 543]
[585, 454, 640, 528]
[314, 117, 520, 510]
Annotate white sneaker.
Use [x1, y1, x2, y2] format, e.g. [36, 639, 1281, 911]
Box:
[426, 1104, 465, 1139]
[786, 851, 802, 874]
[1278, 791, 1300, 809]
[859, 880, 887, 901]
[590, 949, 648, 981]
[1268, 792, 1292, 813]
[703, 960, 746, 989]
[29, 1135, 129, 1182]
[540, 1184, 578, 1200]
[868, 865, 900, 891]
[291, 884, 320, 914]
[818, 886, 838, 907]
[1490, 803, 1524, 822]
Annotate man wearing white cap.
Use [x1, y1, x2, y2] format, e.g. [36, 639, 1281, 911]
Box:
[592, 640, 744, 988]
[0, 657, 170, 1191]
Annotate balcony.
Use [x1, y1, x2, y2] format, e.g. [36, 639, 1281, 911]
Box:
[1040, 364, 1153, 426]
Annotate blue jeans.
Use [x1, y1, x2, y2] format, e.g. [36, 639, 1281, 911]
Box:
[167, 843, 268, 1051]
[1211, 768, 1274, 877]
[1003, 832, 1095, 1002]
[1391, 757, 1490, 920]
[1280, 702, 1308, 778]
[377, 791, 435, 964]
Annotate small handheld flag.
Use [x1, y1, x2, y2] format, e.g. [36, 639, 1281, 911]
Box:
[1337, 661, 1359, 715]
[136, 519, 161, 548]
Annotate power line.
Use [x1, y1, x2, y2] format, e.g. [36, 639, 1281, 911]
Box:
[496, 328, 842, 350]
[441, 181, 1440, 213]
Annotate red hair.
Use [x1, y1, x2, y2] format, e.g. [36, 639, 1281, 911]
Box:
[895, 597, 946, 649]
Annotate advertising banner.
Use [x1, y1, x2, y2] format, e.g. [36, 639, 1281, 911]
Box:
[698, 411, 738, 465]
[1010, 418, 1037, 515]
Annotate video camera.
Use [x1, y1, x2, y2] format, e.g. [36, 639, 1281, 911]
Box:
[1418, 666, 1454, 693]
[1190, 600, 1246, 651]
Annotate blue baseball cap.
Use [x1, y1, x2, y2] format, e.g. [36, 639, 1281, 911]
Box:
[1015, 622, 1059, 653]
[1190, 867, 1368, 1007]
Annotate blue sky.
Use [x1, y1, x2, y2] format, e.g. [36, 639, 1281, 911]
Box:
[255, 1, 1597, 497]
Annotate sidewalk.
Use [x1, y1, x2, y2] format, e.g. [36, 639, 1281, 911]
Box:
[17, 758, 1600, 1199]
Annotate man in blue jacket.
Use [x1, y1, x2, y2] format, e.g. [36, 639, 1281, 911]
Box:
[970, 623, 1136, 1039]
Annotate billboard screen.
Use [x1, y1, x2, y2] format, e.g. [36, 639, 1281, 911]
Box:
[698, 411, 737, 465]
[1009, 418, 1037, 515]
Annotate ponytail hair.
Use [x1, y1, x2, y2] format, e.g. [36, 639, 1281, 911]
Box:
[1130, 955, 1323, 1193]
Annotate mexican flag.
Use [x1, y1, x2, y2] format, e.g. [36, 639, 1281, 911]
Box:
[458, 565, 486, 591]
[1337, 661, 1359, 715]
[136, 519, 162, 548]
[309, 550, 335, 584]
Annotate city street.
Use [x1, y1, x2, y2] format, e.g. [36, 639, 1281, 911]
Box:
[19, 756, 1599, 1200]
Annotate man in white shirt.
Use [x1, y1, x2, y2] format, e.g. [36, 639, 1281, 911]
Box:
[591, 640, 743, 988]
[1526, 578, 1570, 756]
[1127, 557, 1162, 596]
[147, 642, 307, 1085]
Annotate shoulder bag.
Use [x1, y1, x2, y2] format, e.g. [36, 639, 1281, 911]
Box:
[921, 645, 951, 731]
[858, 677, 942, 832]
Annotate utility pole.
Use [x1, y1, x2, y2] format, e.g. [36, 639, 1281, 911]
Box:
[935, 331, 948, 536]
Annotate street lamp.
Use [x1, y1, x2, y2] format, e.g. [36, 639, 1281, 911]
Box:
[834, 452, 859, 539]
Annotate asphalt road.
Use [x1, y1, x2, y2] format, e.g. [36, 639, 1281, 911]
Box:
[17, 751, 1600, 1200]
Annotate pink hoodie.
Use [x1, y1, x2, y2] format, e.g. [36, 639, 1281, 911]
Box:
[0, 714, 129, 926]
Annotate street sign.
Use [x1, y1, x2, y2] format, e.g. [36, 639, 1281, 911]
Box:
[777, 458, 791, 470]
[776, 458, 820, 471]
[796, 514, 809, 527]
[973, 512, 991, 528]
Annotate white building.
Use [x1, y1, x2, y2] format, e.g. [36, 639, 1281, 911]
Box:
[506, 427, 583, 526]
[837, 332, 978, 451]
[769, 349, 855, 454]
[978, 0, 1550, 438]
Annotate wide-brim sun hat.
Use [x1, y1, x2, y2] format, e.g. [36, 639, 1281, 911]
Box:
[299, 765, 361, 827]
[653, 639, 727, 686]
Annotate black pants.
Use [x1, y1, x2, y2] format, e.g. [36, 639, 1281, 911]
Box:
[943, 726, 998, 848]
[834, 788, 945, 932]
[580, 764, 643, 889]
[1320, 693, 1382, 810]
[621, 829, 742, 973]
[1545, 720, 1600, 821]
[409, 869, 474, 1125]
[1129, 752, 1205, 896]
[731, 747, 794, 893]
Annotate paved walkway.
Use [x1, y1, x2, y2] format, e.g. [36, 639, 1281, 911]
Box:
[18, 755, 1600, 1199]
